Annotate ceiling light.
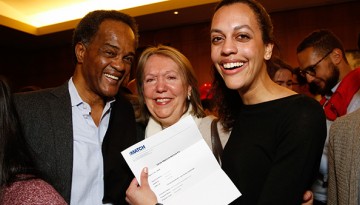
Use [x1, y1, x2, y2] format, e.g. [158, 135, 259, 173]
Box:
[25, 0, 167, 27]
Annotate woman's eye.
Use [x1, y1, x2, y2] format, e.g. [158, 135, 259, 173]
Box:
[167, 75, 177, 80]
[145, 78, 154, 83]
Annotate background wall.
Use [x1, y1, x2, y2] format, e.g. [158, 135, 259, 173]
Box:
[271, 1, 360, 66]
[0, 1, 359, 91]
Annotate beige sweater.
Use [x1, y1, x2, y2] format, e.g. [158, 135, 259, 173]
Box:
[145, 106, 229, 150]
[328, 108, 360, 205]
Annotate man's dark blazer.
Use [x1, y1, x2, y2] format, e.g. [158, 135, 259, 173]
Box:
[14, 82, 137, 204]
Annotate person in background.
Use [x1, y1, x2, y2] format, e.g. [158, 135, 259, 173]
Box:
[267, 57, 294, 90]
[297, 29, 360, 205]
[125, 0, 325, 204]
[14, 10, 139, 204]
[328, 108, 360, 205]
[0, 76, 67, 204]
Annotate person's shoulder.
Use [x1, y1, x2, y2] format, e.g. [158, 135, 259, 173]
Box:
[329, 108, 360, 149]
[14, 87, 49, 98]
[1, 178, 67, 205]
[290, 93, 319, 104]
[288, 94, 323, 111]
[276, 94, 322, 114]
[203, 115, 216, 122]
[198, 115, 220, 128]
[334, 107, 360, 125]
[281, 94, 326, 125]
[14, 84, 66, 100]
[14, 84, 69, 107]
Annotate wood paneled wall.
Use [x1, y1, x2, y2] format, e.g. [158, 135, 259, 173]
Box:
[140, 1, 360, 86]
[138, 23, 214, 86]
[1, 1, 359, 91]
[271, 1, 360, 67]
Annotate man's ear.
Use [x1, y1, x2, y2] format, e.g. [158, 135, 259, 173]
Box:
[264, 43, 274, 60]
[75, 42, 86, 63]
[330, 48, 342, 65]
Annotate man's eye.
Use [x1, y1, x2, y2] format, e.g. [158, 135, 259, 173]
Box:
[237, 34, 251, 42]
[104, 50, 116, 57]
[124, 56, 134, 65]
[211, 36, 223, 44]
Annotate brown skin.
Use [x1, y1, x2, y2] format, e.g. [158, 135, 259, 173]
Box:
[73, 20, 136, 125]
[210, 3, 295, 105]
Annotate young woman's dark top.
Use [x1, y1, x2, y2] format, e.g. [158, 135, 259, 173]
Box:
[222, 94, 326, 205]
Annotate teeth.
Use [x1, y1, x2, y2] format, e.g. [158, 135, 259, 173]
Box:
[156, 98, 170, 103]
[104, 73, 119, 80]
[223, 62, 244, 69]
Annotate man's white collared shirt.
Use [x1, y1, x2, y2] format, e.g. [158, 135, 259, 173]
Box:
[69, 79, 114, 205]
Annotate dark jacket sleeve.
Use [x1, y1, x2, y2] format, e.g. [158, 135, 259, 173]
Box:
[102, 93, 138, 205]
[14, 85, 73, 204]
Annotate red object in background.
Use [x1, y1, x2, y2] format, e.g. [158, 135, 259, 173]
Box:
[200, 83, 213, 100]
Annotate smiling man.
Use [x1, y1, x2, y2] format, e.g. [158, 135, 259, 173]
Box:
[14, 10, 139, 205]
[296, 29, 360, 205]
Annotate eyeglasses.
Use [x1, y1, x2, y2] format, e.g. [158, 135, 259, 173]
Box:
[299, 50, 332, 77]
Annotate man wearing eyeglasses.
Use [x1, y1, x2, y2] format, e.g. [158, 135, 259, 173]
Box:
[296, 29, 360, 205]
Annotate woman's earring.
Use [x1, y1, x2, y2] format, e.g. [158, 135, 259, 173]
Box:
[187, 94, 191, 100]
